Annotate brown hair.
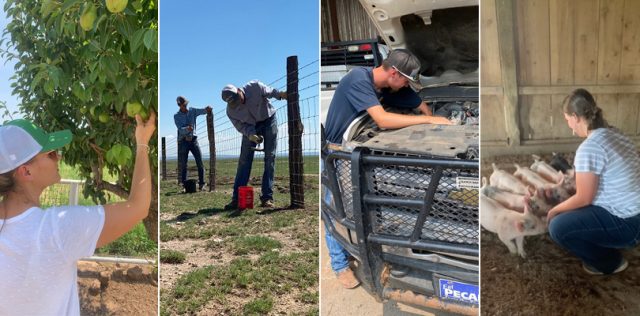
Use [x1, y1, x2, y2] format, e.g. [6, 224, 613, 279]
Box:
[562, 88, 608, 130]
[0, 170, 17, 195]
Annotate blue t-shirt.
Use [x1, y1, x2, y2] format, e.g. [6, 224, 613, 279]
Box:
[324, 67, 421, 144]
[174, 107, 208, 140]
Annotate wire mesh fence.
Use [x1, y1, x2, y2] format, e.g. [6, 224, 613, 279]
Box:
[40, 179, 121, 208]
[163, 56, 319, 207]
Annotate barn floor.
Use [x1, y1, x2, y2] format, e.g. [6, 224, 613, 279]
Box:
[480, 153, 640, 315]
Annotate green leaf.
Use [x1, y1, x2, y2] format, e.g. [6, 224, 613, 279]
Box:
[94, 13, 108, 30]
[115, 15, 134, 38]
[48, 65, 61, 88]
[44, 80, 55, 96]
[119, 146, 132, 166]
[61, 0, 82, 12]
[30, 70, 47, 92]
[130, 28, 145, 53]
[143, 29, 157, 52]
[130, 44, 143, 65]
[115, 101, 124, 113]
[105, 146, 116, 164]
[104, 55, 119, 76]
[89, 40, 101, 51]
[40, 0, 58, 18]
[72, 82, 84, 100]
[107, 144, 132, 166]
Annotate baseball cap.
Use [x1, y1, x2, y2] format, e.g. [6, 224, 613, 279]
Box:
[176, 96, 189, 106]
[0, 119, 72, 173]
[386, 49, 421, 82]
[221, 84, 241, 106]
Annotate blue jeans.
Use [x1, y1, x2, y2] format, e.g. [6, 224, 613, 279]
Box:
[549, 205, 640, 274]
[178, 137, 205, 186]
[231, 115, 277, 202]
[322, 156, 351, 273]
[325, 224, 351, 273]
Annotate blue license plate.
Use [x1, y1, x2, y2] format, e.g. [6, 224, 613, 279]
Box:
[438, 279, 479, 305]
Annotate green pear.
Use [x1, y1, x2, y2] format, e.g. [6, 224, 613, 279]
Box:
[106, 0, 127, 13]
[126, 101, 142, 117]
[80, 4, 97, 31]
[99, 113, 110, 123]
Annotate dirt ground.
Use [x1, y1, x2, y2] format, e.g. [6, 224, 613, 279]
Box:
[320, 225, 463, 316]
[481, 154, 640, 315]
[159, 178, 319, 315]
[78, 261, 158, 315]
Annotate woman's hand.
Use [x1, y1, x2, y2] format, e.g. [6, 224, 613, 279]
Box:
[135, 111, 156, 145]
[546, 208, 561, 223]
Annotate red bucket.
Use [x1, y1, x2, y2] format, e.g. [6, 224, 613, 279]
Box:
[238, 186, 254, 209]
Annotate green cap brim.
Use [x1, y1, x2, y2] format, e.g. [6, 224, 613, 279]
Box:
[40, 129, 72, 152]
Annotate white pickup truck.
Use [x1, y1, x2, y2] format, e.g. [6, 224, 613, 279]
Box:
[321, 0, 480, 314]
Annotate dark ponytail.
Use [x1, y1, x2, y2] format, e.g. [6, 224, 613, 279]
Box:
[562, 88, 609, 130]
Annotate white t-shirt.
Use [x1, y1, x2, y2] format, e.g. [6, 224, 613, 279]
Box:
[0, 205, 105, 315]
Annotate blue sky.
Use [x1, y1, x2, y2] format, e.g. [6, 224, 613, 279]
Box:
[1, 0, 319, 145]
[0, 0, 21, 120]
[159, 0, 320, 157]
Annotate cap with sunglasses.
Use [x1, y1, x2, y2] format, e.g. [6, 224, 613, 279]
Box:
[221, 84, 241, 107]
[176, 96, 189, 106]
[0, 119, 72, 173]
[386, 49, 422, 82]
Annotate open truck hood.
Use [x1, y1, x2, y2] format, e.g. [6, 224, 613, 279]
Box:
[335, 0, 480, 158]
[359, 0, 479, 87]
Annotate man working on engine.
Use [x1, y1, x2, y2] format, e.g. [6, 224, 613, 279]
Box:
[323, 49, 451, 288]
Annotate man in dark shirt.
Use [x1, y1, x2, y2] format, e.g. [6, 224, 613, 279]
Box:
[323, 49, 451, 288]
[324, 49, 450, 144]
[173, 96, 212, 191]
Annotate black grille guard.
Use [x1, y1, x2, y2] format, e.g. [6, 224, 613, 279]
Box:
[322, 147, 479, 300]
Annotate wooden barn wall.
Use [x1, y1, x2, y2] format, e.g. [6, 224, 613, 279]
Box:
[481, 0, 640, 156]
[321, 0, 379, 43]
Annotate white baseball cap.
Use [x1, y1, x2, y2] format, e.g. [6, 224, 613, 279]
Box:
[0, 119, 72, 173]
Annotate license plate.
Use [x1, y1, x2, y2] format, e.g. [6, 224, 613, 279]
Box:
[438, 278, 479, 305]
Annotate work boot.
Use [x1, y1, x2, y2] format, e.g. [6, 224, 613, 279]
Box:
[224, 201, 238, 210]
[260, 199, 275, 208]
[228, 208, 243, 218]
[336, 267, 360, 289]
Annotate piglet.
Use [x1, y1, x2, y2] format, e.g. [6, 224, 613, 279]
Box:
[530, 155, 565, 184]
[480, 194, 547, 258]
[481, 177, 526, 212]
[550, 152, 572, 173]
[490, 163, 531, 195]
[514, 164, 570, 204]
[525, 187, 553, 217]
[562, 169, 576, 195]
[513, 164, 551, 189]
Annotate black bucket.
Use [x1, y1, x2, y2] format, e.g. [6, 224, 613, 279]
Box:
[184, 179, 197, 193]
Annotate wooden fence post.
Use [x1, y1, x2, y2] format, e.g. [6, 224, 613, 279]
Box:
[161, 137, 166, 180]
[207, 111, 216, 191]
[176, 138, 181, 184]
[287, 55, 305, 208]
